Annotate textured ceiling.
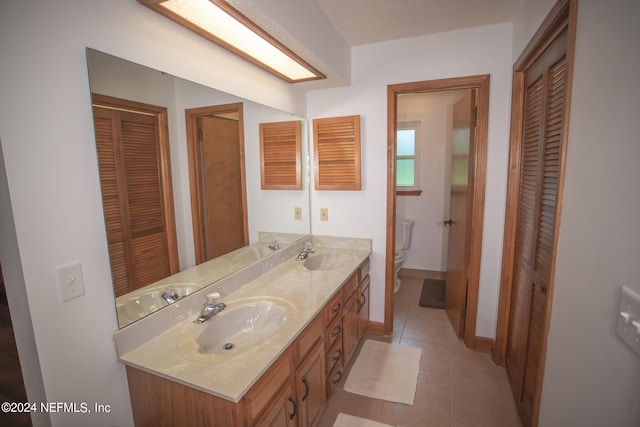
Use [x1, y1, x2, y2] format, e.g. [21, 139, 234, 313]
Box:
[314, 0, 521, 46]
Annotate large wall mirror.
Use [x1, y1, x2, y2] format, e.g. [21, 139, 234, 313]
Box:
[86, 49, 310, 329]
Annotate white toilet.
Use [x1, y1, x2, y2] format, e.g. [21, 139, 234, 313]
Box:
[394, 219, 414, 293]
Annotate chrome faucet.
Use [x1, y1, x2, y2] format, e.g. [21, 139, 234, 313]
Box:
[161, 286, 180, 304]
[296, 242, 315, 261]
[194, 292, 226, 324]
[268, 240, 280, 251]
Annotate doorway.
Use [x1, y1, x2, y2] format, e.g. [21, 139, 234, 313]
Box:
[0, 264, 31, 427]
[386, 75, 489, 349]
[185, 103, 249, 265]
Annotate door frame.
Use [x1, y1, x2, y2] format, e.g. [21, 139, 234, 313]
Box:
[386, 75, 490, 349]
[185, 102, 248, 265]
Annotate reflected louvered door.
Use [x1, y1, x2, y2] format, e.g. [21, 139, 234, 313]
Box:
[93, 100, 178, 297]
[94, 107, 130, 297]
[506, 28, 568, 426]
[260, 120, 302, 190]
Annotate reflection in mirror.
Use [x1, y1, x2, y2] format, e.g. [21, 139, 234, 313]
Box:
[186, 103, 248, 264]
[86, 49, 310, 328]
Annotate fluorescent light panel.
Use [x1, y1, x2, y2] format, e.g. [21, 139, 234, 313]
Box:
[139, 0, 325, 82]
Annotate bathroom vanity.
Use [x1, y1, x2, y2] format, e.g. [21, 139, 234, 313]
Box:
[114, 237, 371, 427]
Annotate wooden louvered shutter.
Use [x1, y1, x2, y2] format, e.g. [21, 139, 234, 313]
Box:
[259, 120, 302, 190]
[94, 107, 130, 297]
[92, 95, 178, 297]
[506, 27, 569, 425]
[313, 115, 361, 190]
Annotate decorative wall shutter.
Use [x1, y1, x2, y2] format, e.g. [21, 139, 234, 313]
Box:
[259, 120, 302, 190]
[313, 115, 361, 190]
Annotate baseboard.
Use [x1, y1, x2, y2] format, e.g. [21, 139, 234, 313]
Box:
[474, 336, 494, 353]
[399, 268, 446, 280]
[366, 321, 386, 335]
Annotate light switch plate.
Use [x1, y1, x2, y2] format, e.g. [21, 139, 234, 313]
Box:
[616, 286, 640, 358]
[320, 208, 328, 221]
[55, 260, 86, 303]
[294, 207, 302, 220]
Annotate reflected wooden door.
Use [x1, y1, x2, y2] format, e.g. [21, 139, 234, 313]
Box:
[200, 115, 246, 259]
[186, 103, 248, 265]
[445, 90, 476, 337]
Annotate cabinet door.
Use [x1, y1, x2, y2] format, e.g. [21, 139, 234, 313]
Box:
[343, 293, 360, 367]
[357, 276, 370, 339]
[253, 382, 296, 427]
[296, 340, 326, 427]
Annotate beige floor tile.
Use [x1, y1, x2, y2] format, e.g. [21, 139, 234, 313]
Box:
[317, 389, 384, 427]
[322, 274, 521, 427]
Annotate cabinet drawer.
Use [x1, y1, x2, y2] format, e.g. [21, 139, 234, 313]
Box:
[325, 290, 342, 325]
[295, 313, 324, 365]
[325, 313, 343, 350]
[358, 258, 370, 283]
[325, 334, 343, 375]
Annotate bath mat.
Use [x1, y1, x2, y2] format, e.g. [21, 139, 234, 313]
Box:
[343, 340, 421, 405]
[333, 413, 394, 427]
[419, 278, 446, 309]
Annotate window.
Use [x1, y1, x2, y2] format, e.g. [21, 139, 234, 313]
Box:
[396, 121, 421, 193]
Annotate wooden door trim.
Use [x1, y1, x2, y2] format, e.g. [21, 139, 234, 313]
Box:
[493, 0, 577, 424]
[385, 75, 489, 350]
[185, 103, 248, 265]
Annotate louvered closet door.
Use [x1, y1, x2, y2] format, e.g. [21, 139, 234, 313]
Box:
[506, 28, 569, 425]
[93, 103, 177, 297]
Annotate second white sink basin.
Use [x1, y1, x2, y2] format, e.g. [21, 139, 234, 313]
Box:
[303, 252, 353, 271]
[198, 299, 288, 354]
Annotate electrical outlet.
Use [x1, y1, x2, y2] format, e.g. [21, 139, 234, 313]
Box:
[294, 207, 302, 220]
[320, 208, 328, 221]
[55, 260, 86, 303]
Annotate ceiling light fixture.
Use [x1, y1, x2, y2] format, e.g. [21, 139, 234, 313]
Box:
[138, 0, 325, 83]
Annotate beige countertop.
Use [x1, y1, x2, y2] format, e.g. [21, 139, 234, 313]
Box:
[118, 245, 370, 402]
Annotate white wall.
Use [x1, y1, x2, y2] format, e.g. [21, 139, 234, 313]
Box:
[512, 0, 640, 425]
[307, 23, 513, 337]
[0, 1, 310, 426]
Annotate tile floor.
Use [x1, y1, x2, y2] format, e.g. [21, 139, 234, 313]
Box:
[317, 275, 522, 427]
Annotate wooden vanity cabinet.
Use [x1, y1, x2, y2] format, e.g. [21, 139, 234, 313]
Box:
[324, 290, 344, 396]
[244, 349, 294, 426]
[358, 275, 370, 338]
[293, 313, 326, 427]
[295, 339, 325, 427]
[342, 260, 371, 367]
[125, 256, 370, 427]
[252, 382, 296, 427]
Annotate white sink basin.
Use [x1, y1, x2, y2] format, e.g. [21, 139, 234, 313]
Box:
[198, 299, 288, 354]
[303, 252, 353, 271]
